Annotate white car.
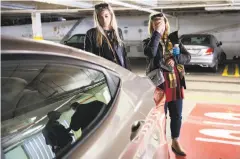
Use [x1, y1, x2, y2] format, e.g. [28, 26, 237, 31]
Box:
[180, 34, 226, 72]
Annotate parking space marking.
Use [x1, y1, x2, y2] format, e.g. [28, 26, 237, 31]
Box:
[234, 64, 240, 77]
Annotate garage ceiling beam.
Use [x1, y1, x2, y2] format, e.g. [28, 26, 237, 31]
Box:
[205, 6, 240, 10]
[32, 0, 93, 8]
[1, 2, 36, 10]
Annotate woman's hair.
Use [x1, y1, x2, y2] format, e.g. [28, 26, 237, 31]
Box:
[93, 3, 123, 46]
[148, 12, 172, 51]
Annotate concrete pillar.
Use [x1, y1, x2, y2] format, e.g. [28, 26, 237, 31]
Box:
[31, 12, 43, 40]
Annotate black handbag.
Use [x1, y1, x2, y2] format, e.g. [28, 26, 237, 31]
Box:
[146, 67, 165, 86]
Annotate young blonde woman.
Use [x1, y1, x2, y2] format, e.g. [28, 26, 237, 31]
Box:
[84, 2, 131, 70]
[143, 12, 191, 156]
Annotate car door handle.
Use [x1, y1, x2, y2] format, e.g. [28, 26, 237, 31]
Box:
[130, 120, 145, 141]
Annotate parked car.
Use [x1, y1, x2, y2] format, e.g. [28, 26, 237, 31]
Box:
[64, 34, 85, 49]
[1, 36, 168, 159]
[180, 34, 226, 72]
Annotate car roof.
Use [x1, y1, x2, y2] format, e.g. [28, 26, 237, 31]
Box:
[1, 35, 120, 73]
[1, 35, 80, 54]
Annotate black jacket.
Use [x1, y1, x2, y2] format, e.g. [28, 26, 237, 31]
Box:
[143, 31, 191, 89]
[84, 28, 131, 70]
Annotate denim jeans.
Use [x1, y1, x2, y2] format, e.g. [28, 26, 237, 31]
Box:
[164, 99, 183, 139]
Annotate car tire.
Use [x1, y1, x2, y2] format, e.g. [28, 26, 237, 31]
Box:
[212, 62, 219, 73]
[220, 52, 227, 64]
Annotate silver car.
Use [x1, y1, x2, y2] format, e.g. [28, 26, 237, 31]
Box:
[1, 36, 168, 159]
[180, 34, 226, 72]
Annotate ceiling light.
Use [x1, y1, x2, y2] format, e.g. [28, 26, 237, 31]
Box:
[129, 0, 157, 7]
[104, 0, 157, 13]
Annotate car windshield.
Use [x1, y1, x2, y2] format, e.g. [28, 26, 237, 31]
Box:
[181, 35, 211, 45]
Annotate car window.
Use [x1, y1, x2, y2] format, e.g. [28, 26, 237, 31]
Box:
[1, 57, 116, 159]
[78, 35, 85, 43]
[181, 35, 211, 45]
[67, 35, 79, 43]
[67, 35, 85, 43]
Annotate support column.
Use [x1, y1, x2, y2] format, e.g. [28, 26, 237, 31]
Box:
[31, 12, 43, 40]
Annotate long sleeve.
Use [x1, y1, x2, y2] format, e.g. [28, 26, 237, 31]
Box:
[84, 31, 93, 53]
[143, 31, 161, 58]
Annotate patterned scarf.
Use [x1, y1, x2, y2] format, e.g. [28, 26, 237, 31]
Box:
[160, 39, 185, 88]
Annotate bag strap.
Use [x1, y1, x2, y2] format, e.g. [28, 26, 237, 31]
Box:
[104, 35, 119, 64]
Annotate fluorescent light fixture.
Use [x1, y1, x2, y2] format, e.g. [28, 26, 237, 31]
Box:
[205, 6, 240, 11]
[104, 0, 157, 13]
[129, 0, 157, 7]
[33, 0, 93, 8]
[1, 2, 36, 10]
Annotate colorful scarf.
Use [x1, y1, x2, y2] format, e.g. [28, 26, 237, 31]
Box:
[160, 39, 185, 88]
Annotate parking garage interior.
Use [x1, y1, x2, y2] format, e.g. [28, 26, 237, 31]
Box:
[1, 0, 240, 159]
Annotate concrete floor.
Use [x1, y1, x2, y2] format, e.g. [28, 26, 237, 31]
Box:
[130, 58, 240, 140]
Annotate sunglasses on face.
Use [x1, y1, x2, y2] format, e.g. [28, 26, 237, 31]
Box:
[95, 3, 109, 10]
[151, 13, 164, 20]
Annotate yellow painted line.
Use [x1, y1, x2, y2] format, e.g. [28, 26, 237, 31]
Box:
[222, 65, 228, 76]
[33, 36, 43, 40]
[234, 64, 240, 77]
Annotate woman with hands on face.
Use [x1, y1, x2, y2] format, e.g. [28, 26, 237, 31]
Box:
[143, 12, 191, 156]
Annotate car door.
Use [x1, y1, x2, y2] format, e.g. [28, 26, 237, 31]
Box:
[1, 53, 120, 159]
[119, 88, 169, 159]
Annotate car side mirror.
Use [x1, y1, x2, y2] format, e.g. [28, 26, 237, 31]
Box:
[217, 41, 222, 46]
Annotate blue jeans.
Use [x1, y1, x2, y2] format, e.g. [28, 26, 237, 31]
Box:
[164, 99, 183, 139]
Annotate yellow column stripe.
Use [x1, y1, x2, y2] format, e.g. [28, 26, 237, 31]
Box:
[33, 36, 43, 40]
[222, 65, 228, 76]
[234, 64, 240, 77]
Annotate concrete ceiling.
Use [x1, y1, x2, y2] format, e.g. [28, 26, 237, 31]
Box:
[1, 0, 240, 17]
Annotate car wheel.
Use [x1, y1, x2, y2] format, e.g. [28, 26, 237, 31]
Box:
[220, 52, 226, 64]
[212, 62, 219, 73]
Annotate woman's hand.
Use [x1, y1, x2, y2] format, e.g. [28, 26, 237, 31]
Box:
[167, 59, 175, 67]
[155, 19, 165, 36]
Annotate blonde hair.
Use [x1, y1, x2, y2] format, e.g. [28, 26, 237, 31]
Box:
[148, 12, 173, 50]
[93, 3, 123, 46]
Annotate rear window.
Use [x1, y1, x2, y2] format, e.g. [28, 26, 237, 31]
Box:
[181, 35, 211, 45]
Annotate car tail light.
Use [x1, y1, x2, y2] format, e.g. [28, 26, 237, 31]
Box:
[154, 87, 166, 109]
[205, 48, 214, 55]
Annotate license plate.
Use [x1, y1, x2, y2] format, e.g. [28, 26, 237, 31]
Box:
[188, 50, 199, 54]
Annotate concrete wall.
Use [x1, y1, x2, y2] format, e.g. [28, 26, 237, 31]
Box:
[1, 13, 239, 59]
